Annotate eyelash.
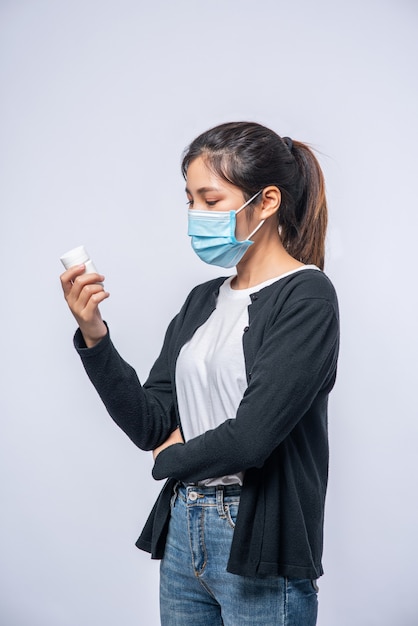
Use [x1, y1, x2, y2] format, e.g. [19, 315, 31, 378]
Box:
[186, 200, 218, 207]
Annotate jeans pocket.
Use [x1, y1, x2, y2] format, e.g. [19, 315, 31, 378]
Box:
[224, 502, 239, 529]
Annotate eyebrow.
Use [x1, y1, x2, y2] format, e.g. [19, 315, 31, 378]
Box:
[185, 186, 222, 195]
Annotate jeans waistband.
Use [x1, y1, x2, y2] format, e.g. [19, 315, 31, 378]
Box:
[179, 482, 241, 494]
[175, 482, 241, 515]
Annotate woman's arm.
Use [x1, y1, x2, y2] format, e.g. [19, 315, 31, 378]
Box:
[74, 329, 178, 451]
[61, 265, 178, 451]
[152, 296, 339, 482]
[153, 427, 184, 460]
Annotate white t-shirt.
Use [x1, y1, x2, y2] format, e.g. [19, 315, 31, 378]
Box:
[175, 265, 319, 485]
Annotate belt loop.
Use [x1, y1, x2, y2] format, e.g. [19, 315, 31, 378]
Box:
[216, 486, 226, 518]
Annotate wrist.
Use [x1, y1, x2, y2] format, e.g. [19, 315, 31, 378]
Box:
[80, 322, 108, 348]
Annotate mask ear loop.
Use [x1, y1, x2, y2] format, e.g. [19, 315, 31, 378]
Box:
[235, 190, 264, 242]
[235, 190, 262, 215]
[246, 218, 265, 241]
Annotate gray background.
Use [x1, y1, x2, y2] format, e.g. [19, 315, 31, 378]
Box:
[1, 0, 417, 624]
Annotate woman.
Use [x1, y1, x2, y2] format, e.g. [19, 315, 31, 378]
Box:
[60, 121, 340, 626]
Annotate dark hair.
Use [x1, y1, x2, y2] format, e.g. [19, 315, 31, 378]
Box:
[181, 121, 328, 269]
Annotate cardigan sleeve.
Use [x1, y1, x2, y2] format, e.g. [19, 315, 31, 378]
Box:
[73, 279, 223, 453]
[152, 294, 339, 482]
[74, 320, 178, 451]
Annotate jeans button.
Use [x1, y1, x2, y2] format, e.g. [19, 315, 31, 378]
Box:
[189, 491, 198, 501]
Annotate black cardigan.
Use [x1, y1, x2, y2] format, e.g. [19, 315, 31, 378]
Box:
[74, 269, 340, 579]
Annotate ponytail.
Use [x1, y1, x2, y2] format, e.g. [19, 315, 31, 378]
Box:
[279, 141, 328, 270]
[182, 122, 328, 270]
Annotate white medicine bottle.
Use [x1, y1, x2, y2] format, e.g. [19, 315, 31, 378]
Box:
[60, 245, 101, 280]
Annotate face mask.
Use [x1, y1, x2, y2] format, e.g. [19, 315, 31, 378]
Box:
[187, 191, 264, 268]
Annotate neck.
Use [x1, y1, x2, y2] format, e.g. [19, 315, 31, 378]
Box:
[231, 231, 304, 290]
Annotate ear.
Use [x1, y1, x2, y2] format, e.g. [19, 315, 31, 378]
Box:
[259, 186, 281, 218]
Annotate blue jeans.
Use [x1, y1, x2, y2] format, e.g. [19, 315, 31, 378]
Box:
[159, 483, 318, 626]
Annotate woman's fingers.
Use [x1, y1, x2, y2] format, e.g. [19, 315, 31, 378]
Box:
[61, 266, 105, 298]
[60, 265, 87, 298]
[153, 427, 184, 460]
[60, 267, 109, 320]
[61, 268, 105, 305]
[75, 284, 108, 319]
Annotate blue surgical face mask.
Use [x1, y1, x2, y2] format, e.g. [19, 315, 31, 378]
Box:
[187, 191, 264, 268]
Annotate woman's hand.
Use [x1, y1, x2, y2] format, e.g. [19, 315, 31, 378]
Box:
[153, 427, 184, 460]
[60, 265, 109, 348]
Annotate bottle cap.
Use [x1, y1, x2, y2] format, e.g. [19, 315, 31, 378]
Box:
[60, 245, 89, 269]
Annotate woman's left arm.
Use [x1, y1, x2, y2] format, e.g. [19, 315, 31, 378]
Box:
[152, 295, 339, 483]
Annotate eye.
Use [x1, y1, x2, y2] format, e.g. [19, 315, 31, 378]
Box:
[186, 199, 194, 207]
[206, 200, 218, 207]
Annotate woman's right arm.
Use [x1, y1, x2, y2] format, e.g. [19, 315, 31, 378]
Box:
[60, 265, 178, 450]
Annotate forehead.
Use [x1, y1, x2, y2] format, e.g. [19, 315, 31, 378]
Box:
[186, 157, 220, 187]
[185, 156, 242, 198]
